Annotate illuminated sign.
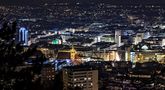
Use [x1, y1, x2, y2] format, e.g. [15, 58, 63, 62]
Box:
[52, 39, 62, 44]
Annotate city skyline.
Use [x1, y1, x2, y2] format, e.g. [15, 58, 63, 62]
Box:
[1, 0, 165, 90]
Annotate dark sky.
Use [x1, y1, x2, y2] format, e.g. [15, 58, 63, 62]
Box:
[0, 0, 165, 6]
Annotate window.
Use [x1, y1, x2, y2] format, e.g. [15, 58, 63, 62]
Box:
[91, 83, 93, 86]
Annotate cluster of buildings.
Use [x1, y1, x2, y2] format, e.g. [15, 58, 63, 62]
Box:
[13, 4, 165, 90]
[2, 2, 165, 90]
[40, 60, 165, 90]
[31, 23, 165, 89]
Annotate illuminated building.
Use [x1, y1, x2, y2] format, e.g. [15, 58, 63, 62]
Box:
[102, 50, 120, 61]
[130, 49, 135, 63]
[41, 65, 55, 81]
[52, 39, 62, 44]
[56, 46, 81, 64]
[123, 44, 165, 63]
[19, 27, 29, 46]
[62, 66, 98, 90]
[94, 35, 102, 43]
[162, 39, 165, 46]
[123, 45, 136, 62]
[78, 50, 120, 61]
[133, 33, 143, 45]
[41, 64, 56, 89]
[100, 35, 115, 43]
[38, 48, 56, 58]
[54, 30, 67, 44]
[61, 35, 66, 43]
[135, 50, 165, 63]
[124, 46, 131, 61]
[144, 31, 151, 39]
[115, 30, 121, 47]
[54, 59, 73, 71]
[54, 31, 62, 35]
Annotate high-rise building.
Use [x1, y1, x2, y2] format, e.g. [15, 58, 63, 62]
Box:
[62, 66, 98, 90]
[115, 30, 121, 47]
[19, 27, 28, 46]
[41, 64, 56, 89]
[41, 64, 56, 82]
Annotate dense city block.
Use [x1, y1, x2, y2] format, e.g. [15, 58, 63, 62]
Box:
[1, 0, 165, 90]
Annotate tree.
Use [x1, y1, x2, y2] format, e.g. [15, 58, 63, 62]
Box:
[0, 21, 46, 90]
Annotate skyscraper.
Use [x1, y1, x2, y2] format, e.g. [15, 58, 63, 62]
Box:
[62, 66, 98, 90]
[115, 30, 121, 47]
[19, 27, 28, 46]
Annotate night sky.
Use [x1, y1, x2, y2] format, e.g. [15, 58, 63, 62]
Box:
[1, 0, 165, 6]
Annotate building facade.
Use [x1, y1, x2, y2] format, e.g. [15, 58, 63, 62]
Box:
[19, 27, 28, 46]
[62, 67, 98, 90]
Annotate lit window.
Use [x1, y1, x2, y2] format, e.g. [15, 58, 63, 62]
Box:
[78, 84, 80, 86]
[91, 83, 93, 86]
[74, 79, 77, 81]
[84, 78, 87, 80]
[81, 84, 83, 86]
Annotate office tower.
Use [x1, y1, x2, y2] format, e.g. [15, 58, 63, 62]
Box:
[162, 39, 165, 46]
[41, 64, 56, 89]
[130, 48, 135, 63]
[41, 64, 56, 81]
[62, 66, 98, 90]
[19, 27, 28, 46]
[115, 30, 121, 47]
